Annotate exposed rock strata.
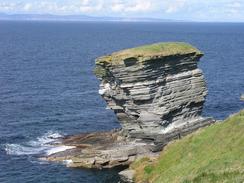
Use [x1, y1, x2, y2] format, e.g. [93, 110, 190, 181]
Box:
[95, 42, 212, 140]
[45, 42, 215, 170]
[46, 131, 155, 168]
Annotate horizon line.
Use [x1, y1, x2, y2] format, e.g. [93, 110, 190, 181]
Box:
[0, 12, 244, 23]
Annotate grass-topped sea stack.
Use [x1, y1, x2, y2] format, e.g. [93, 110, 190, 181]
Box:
[46, 42, 215, 169]
[95, 42, 214, 149]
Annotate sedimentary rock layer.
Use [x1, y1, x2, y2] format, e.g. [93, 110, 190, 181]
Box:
[95, 42, 209, 138]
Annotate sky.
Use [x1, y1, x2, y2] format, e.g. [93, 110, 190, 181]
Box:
[0, 0, 244, 22]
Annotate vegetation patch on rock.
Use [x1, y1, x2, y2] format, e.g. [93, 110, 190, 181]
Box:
[96, 42, 203, 66]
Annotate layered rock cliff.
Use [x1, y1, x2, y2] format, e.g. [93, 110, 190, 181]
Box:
[95, 42, 210, 140]
[46, 42, 214, 169]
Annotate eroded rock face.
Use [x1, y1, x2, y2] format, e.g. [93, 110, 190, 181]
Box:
[45, 42, 215, 170]
[95, 42, 208, 138]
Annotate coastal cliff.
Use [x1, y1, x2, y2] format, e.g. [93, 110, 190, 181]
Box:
[95, 42, 213, 147]
[46, 42, 214, 169]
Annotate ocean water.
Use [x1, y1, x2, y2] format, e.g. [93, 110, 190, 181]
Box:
[0, 21, 243, 183]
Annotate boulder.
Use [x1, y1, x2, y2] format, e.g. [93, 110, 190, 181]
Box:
[119, 169, 135, 183]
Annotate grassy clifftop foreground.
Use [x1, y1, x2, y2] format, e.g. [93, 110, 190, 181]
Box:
[131, 110, 244, 183]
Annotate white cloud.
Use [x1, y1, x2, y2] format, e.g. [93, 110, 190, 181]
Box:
[125, 1, 153, 12]
[111, 2, 124, 12]
[79, 0, 104, 13]
[80, 0, 90, 6]
[0, 2, 17, 11]
[0, 0, 244, 21]
[0, 0, 105, 14]
[164, 0, 187, 13]
[225, 1, 242, 15]
[111, 0, 153, 13]
[23, 3, 32, 11]
[227, 1, 242, 8]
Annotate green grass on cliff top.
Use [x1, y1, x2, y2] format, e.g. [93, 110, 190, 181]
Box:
[96, 42, 202, 65]
[116, 42, 201, 56]
[131, 110, 244, 183]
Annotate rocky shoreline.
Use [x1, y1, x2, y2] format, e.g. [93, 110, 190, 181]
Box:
[44, 42, 215, 181]
[45, 117, 214, 169]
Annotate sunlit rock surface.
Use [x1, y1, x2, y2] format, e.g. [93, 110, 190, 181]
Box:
[95, 42, 212, 139]
[46, 42, 214, 169]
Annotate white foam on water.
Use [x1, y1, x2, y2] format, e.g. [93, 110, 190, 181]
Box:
[62, 159, 73, 166]
[4, 143, 45, 155]
[46, 145, 75, 156]
[4, 131, 75, 156]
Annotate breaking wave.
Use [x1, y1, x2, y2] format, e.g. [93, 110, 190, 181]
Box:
[4, 131, 75, 156]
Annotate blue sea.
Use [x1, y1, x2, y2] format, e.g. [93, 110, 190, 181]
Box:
[0, 21, 243, 183]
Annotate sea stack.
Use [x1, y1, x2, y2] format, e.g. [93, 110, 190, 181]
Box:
[46, 42, 214, 168]
[95, 42, 213, 146]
